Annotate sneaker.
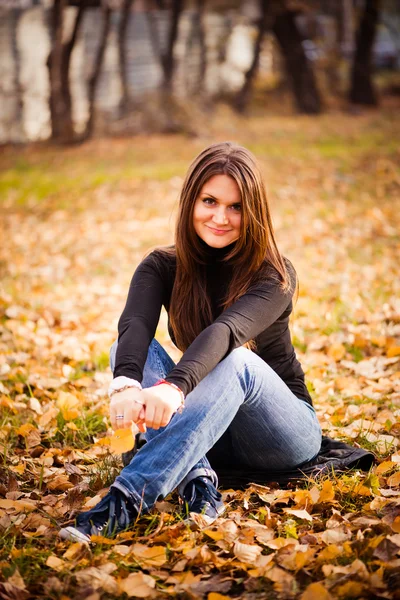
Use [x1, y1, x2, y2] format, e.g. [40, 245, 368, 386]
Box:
[181, 476, 225, 526]
[59, 487, 136, 544]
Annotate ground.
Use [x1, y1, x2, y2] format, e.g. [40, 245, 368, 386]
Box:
[0, 101, 400, 599]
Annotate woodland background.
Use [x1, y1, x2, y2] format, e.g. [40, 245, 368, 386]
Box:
[1, 0, 400, 598]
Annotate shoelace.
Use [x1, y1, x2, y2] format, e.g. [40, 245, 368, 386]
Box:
[187, 479, 221, 513]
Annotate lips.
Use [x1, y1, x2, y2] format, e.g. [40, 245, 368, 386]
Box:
[206, 226, 232, 235]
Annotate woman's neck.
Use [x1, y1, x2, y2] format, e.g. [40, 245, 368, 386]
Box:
[197, 237, 236, 262]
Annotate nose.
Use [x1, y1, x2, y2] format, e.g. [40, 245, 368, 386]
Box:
[212, 207, 228, 225]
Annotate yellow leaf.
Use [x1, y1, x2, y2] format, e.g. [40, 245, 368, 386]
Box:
[336, 581, 365, 598]
[301, 582, 333, 600]
[387, 346, 400, 358]
[66, 422, 78, 431]
[17, 423, 36, 437]
[131, 544, 167, 567]
[118, 572, 156, 598]
[317, 545, 341, 562]
[62, 542, 86, 560]
[90, 535, 119, 545]
[376, 460, 395, 475]
[208, 594, 232, 600]
[46, 555, 66, 572]
[387, 471, 400, 487]
[203, 529, 224, 541]
[10, 464, 26, 475]
[318, 481, 335, 503]
[328, 344, 346, 361]
[109, 428, 135, 454]
[56, 391, 80, 421]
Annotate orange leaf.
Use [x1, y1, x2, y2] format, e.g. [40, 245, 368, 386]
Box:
[301, 582, 333, 600]
[56, 391, 80, 421]
[109, 428, 135, 454]
[376, 460, 395, 475]
[328, 344, 346, 361]
[318, 481, 335, 503]
[208, 594, 232, 600]
[387, 346, 400, 358]
[387, 471, 400, 487]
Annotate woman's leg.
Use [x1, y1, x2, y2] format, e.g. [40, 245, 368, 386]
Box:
[110, 339, 218, 487]
[112, 347, 322, 513]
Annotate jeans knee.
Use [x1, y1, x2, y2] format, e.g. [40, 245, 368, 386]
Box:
[224, 346, 253, 368]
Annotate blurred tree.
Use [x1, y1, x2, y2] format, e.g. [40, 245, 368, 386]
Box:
[146, 0, 184, 93]
[84, 2, 112, 138]
[273, 7, 322, 114]
[235, 0, 269, 113]
[10, 6, 24, 141]
[349, 0, 380, 105]
[47, 0, 87, 143]
[118, 0, 135, 114]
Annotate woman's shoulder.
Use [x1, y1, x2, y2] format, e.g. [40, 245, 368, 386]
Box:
[140, 245, 177, 273]
[254, 256, 297, 293]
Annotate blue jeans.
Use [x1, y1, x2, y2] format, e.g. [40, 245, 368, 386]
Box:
[109, 339, 322, 513]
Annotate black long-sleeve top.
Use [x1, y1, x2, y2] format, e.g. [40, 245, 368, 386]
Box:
[114, 244, 313, 406]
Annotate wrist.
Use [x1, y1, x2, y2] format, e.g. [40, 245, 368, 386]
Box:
[108, 376, 142, 399]
[154, 379, 185, 412]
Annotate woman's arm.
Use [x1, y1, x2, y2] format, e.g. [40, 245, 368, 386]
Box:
[113, 252, 167, 382]
[165, 263, 296, 396]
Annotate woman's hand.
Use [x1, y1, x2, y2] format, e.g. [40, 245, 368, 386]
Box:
[141, 384, 182, 430]
[110, 387, 146, 432]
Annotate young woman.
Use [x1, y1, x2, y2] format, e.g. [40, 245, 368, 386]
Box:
[60, 142, 322, 543]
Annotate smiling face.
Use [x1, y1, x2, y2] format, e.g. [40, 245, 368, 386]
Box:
[193, 174, 242, 248]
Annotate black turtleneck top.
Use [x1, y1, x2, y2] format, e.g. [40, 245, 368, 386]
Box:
[114, 245, 313, 406]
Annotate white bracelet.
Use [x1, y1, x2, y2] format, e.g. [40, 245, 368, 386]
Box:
[108, 376, 142, 399]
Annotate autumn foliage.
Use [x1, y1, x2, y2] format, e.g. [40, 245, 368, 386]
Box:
[0, 105, 400, 598]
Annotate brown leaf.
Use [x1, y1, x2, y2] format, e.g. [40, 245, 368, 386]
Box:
[0, 582, 30, 600]
[233, 540, 263, 564]
[75, 566, 118, 594]
[373, 537, 400, 561]
[118, 573, 156, 598]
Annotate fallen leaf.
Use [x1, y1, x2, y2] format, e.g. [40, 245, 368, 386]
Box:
[131, 544, 167, 567]
[233, 540, 263, 564]
[118, 572, 156, 598]
[284, 509, 313, 522]
[110, 428, 135, 454]
[46, 555, 66, 572]
[301, 582, 333, 600]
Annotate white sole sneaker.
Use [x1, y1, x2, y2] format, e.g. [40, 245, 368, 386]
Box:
[59, 526, 91, 544]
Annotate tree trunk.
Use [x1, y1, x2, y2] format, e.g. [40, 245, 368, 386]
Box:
[235, 0, 269, 113]
[48, 0, 86, 143]
[118, 0, 134, 114]
[273, 10, 322, 114]
[195, 0, 207, 96]
[349, 0, 380, 105]
[11, 8, 24, 141]
[84, 5, 112, 139]
[162, 0, 183, 93]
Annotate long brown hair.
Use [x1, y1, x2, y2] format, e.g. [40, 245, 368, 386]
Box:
[169, 141, 291, 351]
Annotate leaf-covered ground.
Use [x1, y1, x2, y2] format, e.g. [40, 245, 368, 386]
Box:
[1, 103, 400, 599]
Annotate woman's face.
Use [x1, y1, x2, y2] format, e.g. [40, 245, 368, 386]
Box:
[193, 174, 242, 248]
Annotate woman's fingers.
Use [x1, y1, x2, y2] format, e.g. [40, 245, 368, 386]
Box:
[109, 388, 145, 430]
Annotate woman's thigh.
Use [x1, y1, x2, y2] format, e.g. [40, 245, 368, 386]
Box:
[201, 348, 322, 471]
